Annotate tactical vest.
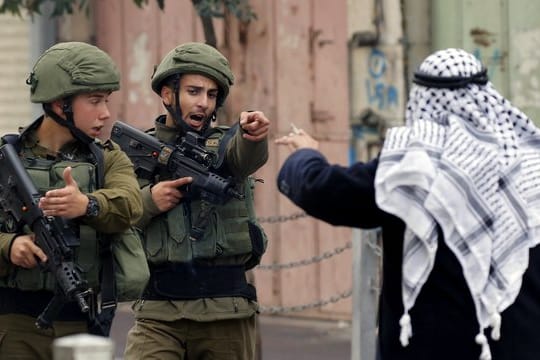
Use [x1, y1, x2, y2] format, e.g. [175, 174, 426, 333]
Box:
[0, 148, 101, 292]
[142, 126, 267, 269]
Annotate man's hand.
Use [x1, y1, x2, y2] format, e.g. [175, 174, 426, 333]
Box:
[239, 111, 270, 142]
[10, 234, 47, 268]
[275, 128, 319, 152]
[39, 167, 88, 219]
[151, 177, 193, 212]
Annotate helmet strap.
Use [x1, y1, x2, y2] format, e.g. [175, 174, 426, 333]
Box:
[200, 111, 216, 136]
[43, 100, 93, 145]
[164, 74, 213, 135]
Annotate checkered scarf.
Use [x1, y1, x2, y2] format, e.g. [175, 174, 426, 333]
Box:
[374, 48, 540, 360]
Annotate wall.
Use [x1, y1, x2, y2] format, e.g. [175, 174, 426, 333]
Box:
[432, 0, 540, 125]
[0, 13, 31, 134]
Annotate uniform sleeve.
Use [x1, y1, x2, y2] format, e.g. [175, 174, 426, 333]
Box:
[277, 148, 385, 228]
[135, 185, 161, 229]
[82, 144, 143, 233]
[224, 126, 269, 179]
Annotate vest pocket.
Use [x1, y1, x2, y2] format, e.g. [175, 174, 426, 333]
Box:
[217, 217, 252, 257]
[10, 267, 47, 291]
[191, 210, 221, 259]
[77, 226, 99, 287]
[143, 214, 168, 262]
[51, 162, 96, 193]
[191, 209, 253, 260]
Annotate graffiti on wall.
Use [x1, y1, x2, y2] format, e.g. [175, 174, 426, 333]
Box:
[510, 28, 540, 111]
[472, 47, 503, 81]
[365, 48, 399, 110]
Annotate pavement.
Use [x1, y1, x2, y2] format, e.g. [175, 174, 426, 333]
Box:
[110, 303, 352, 360]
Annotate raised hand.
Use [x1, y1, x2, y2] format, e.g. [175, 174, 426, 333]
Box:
[239, 111, 270, 142]
[39, 167, 88, 219]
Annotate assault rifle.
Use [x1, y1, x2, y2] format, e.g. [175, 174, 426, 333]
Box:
[0, 143, 91, 329]
[111, 121, 244, 205]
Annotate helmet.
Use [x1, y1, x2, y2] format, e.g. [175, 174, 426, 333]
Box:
[151, 42, 235, 107]
[27, 42, 120, 103]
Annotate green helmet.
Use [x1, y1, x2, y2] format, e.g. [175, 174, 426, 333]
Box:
[27, 41, 120, 103]
[151, 42, 235, 107]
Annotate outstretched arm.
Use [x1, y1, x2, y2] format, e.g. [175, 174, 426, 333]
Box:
[225, 111, 270, 179]
[276, 130, 385, 228]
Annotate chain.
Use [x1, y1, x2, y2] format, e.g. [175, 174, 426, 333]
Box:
[256, 211, 308, 224]
[255, 211, 353, 313]
[257, 241, 352, 270]
[260, 288, 352, 314]
[366, 233, 383, 257]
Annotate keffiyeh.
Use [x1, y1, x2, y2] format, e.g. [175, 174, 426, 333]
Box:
[374, 48, 540, 360]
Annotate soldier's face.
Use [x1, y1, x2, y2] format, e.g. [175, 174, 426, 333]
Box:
[162, 74, 218, 131]
[71, 91, 112, 139]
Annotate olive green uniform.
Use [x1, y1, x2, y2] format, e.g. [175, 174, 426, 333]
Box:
[124, 118, 268, 360]
[0, 121, 143, 360]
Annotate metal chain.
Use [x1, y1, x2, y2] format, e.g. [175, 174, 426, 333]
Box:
[255, 211, 353, 313]
[366, 233, 383, 257]
[257, 241, 352, 270]
[260, 288, 352, 314]
[256, 211, 308, 224]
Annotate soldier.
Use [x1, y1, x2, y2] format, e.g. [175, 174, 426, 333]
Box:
[123, 42, 269, 360]
[0, 42, 143, 360]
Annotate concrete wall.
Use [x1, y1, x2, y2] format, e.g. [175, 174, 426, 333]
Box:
[0, 13, 31, 134]
[432, 0, 540, 125]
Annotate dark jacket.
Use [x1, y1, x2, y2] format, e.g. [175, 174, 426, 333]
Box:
[277, 148, 540, 360]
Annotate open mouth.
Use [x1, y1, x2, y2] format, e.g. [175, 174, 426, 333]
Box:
[187, 114, 206, 129]
[190, 114, 205, 122]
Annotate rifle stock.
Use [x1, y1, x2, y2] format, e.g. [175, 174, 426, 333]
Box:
[0, 143, 91, 329]
[111, 121, 244, 205]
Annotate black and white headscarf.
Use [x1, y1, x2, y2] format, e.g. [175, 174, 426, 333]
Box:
[375, 48, 540, 360]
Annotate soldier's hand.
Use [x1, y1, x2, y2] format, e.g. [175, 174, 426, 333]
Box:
[10, 234, 47, 268]
[239, 111, 270, 142]
[151, 177, 193, 212]
[39, 166, 88, 219]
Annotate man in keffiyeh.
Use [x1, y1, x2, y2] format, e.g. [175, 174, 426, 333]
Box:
[275, 48, 540, 360]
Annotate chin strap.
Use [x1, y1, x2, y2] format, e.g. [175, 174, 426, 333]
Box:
[165, 75, 216, 136]
[43, 101, 93, 145]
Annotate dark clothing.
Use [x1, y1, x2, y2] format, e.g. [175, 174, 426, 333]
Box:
[124, 316, 255, 360]
[277, 148, 540, 360]
[0, 313, 87, 360]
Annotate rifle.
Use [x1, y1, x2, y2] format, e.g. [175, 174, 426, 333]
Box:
[0, 143, 91, 329]
[111, 121, 244, 205]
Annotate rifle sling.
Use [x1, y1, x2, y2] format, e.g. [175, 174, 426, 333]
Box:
[213, 123, 239, 171]
[88, 143, 117, 312]
[187, 123, 238, 240]
[189, 200, 214, 242]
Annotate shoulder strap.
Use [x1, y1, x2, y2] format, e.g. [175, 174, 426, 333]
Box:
[87, 142, 117, 317]
[213, 123, 239, 170]
[88, 142, 105, 188]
